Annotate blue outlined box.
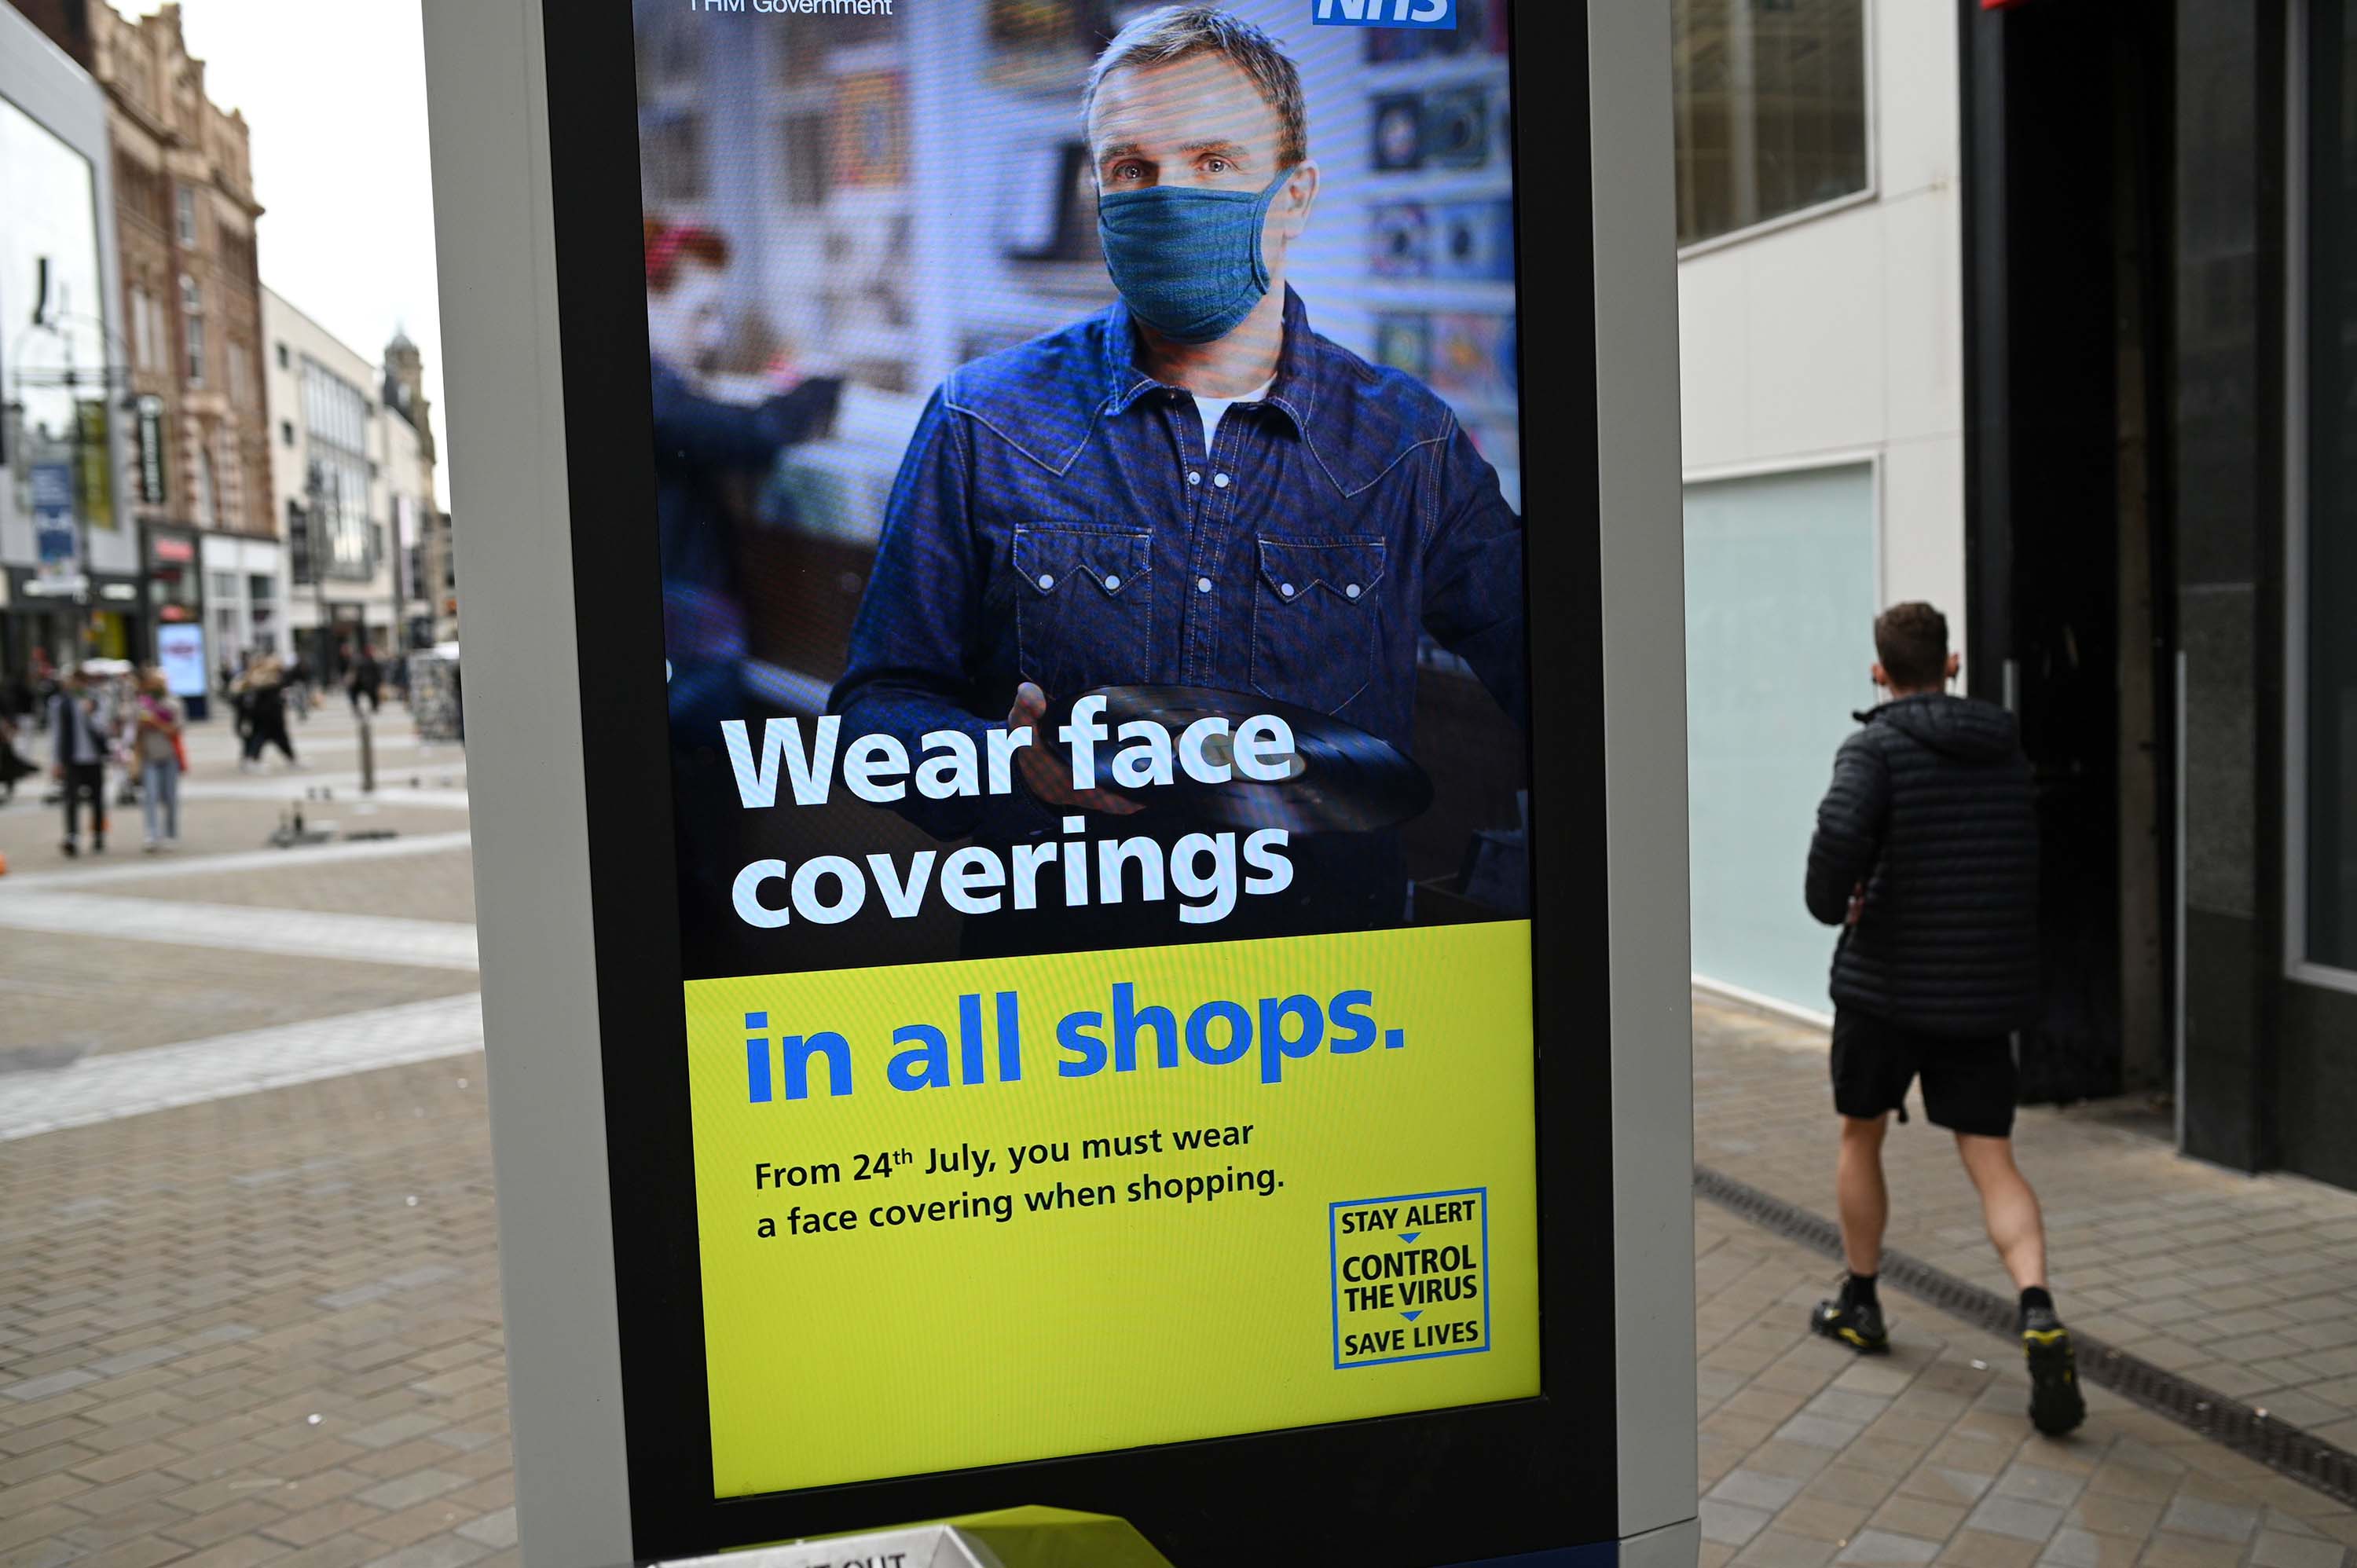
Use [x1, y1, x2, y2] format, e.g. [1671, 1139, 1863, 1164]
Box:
[1329, 1187, 1491, 1369]
[1312, 0, 1458, 29]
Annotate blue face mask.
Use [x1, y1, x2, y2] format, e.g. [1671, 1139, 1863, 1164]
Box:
[1098, 171, 1290, 345]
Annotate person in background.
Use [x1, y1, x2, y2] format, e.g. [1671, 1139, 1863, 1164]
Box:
[49, 666, 114, 856]
[348, 644, 383, 716]
[1803, 602, 2084, 1437]
[236, 654, 301, 771]
[284, 653, 310, 720]
[131, 669, 185, 851]
[644, 218, 841, 735]
[0, 705, 34, 803]
[29, 646, 59, 713]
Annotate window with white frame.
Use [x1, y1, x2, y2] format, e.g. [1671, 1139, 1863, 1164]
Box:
[181, 273, 205, 386]
[1672, 0, 1871, 248]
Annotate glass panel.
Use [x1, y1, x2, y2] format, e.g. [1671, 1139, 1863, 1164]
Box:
[0, 98, 108, 518]
[1672, 0, 1871, 247]
[2309, 0, 2357, 968]
[1684, 464, 1879, 1009]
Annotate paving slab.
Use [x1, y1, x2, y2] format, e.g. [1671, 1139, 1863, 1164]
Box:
[1695, 995, 2357, 1447]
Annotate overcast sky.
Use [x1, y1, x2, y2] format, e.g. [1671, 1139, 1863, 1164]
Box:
[174, 0, 448, 506]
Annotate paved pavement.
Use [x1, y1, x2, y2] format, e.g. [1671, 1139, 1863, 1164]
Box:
[2, 704, 2355, 1566]
[1694, 996, 2357, 1457]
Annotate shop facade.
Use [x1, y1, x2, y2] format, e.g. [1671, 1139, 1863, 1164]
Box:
[1960, 0, 2357, 1189]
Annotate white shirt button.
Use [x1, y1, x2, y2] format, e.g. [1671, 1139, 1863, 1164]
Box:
[1187, 471, 1201, 485]
[1213, 473, 1231, 489]
[1196, 576, 1213, 594]
[1036, 573, 1054, 591]
[1345, 584, 1362, 600]
[1103, 574, 1121, 591]
[1280, 582, 1296, 598]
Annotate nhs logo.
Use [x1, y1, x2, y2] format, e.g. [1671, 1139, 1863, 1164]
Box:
[1314, 0, 1457, 27]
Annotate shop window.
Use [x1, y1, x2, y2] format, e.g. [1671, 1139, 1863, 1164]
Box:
[1672, 0, 1871, 248]
[1684, 463, 1879, 1010]
[2304, 0, 2357, 972]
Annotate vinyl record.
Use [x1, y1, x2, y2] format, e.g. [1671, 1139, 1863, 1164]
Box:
[1431, 200, 1515, 281]
[1047, 685, 1435, 835]
[1369, 202, 1431, 277]
[1372, 93, 1426, 171]
[1424, 87, 1491, 170]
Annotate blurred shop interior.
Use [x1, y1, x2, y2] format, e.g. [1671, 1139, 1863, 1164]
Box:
[635, 0, 1531, 918]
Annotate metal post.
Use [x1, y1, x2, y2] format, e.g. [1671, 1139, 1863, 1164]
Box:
[358, 710, 375, 794]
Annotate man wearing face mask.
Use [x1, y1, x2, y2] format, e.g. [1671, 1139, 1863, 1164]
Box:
[830, 5, 1527, 943]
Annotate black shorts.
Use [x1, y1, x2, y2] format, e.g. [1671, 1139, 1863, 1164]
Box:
[1831, 1009, 2018, 1138]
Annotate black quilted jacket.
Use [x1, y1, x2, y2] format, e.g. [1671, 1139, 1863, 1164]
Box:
[1805, 695, 2040, 1037]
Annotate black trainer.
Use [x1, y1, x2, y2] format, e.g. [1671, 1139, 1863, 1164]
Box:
[1809, 1282, 1890, 1354]
[2022, 1306, 2087, 1436]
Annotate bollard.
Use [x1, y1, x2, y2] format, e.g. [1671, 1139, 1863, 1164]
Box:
[359, 714, 376, 794]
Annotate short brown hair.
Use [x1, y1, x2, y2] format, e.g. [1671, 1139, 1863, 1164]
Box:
[1875, 602, 1951, 690]
[1083, 5, 1309, 167]
[643, 219, 728, 295]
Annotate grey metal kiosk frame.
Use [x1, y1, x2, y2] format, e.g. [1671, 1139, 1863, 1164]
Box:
[423, 2, 1695, 1563]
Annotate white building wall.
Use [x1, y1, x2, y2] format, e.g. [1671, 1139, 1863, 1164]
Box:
[261, 286, 403, 667]
[1677, 0, 1968, 1017]
[1677, 0, 1967, 644]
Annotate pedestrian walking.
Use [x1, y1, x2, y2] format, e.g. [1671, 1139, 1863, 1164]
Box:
[1803, 602, 2084, 1437]
[131, 669, 185, 851]
[0, 708, 35, 802]
[285, 654, 311, 721]
[236, 654, 302, 771]
[48, 665, 114, 855]
[348, 644, 383, 715]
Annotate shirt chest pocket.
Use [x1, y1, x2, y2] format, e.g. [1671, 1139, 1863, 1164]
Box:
[1249, 537, 1387, 716]
[1011, 525, 1153, 698]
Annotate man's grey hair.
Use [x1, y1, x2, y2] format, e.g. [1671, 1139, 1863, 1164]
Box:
[1083, 5, 1309, 167]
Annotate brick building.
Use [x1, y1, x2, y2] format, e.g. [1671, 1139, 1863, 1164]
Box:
[95, 2, 276, 665]
[22, 1, 279, 669]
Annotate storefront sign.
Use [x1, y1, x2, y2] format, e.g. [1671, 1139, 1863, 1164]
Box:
[137, 396, 168, 505]
[75, 400, 112, 529]
[31, 461, 77, 577]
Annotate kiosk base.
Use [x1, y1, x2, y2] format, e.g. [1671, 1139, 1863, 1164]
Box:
[661, 1510, 1701, 1568]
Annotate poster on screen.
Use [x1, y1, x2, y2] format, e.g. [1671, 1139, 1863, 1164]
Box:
[156, 625, 209, 699]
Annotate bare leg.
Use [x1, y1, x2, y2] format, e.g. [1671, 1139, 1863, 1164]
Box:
[1956, 1134, 2048, 1291]
[1836, 1114, 1890, 1276]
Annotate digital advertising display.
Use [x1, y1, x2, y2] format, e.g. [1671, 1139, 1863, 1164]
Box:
[630, 0, 1540, 1500]
[431, 0, 1692, 1555]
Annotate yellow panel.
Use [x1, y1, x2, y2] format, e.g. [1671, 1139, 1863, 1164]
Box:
[684, 921, 1541, 1498]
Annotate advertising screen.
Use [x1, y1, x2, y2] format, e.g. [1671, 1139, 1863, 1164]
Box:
[627, 0, 1541, 1501]
[156, 623, 209, 699]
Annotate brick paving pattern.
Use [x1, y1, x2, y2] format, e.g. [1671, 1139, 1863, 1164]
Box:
[1694, 997, 2357, 1456]
[1, 705, 2352, 1565]
[1696, 1200, 2357, 1566]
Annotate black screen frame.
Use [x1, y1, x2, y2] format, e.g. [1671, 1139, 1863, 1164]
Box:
[541, 2, 1619, 1561]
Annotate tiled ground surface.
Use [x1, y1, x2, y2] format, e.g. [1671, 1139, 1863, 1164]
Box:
[2, 706, 2353, 1565]
[85, 850, 480, 926]
[1694, 997, 2357, 1456]
[0, 929, 479, 1060]
[1695, 1200, 2357, 1566]
[0, 1053, 514, 1568]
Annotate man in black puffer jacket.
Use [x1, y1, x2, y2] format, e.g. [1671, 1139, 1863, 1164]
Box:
[1801, 602, 2084, 1437]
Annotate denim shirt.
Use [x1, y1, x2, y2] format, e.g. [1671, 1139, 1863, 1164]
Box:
[830, 288, 1527, 842]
